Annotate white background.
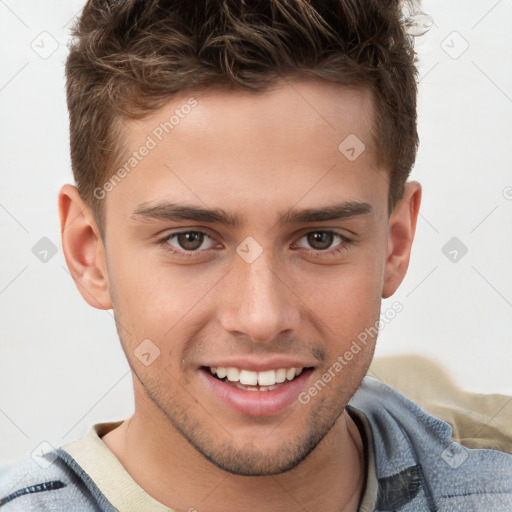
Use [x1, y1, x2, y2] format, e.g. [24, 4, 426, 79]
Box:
[1, 0, 511, 466]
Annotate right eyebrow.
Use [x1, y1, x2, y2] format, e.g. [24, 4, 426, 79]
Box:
[130, 202, 243, 227]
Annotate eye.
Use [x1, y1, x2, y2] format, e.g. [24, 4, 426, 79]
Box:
[163, 231, 218, 252]
[295, 230, 348, 252]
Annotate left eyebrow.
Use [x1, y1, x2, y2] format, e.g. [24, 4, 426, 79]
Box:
[279, 201, 373, 224]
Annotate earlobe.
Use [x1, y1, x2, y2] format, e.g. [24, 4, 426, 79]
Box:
[58, 184, 112, 310]
[382, 181, 422, 299]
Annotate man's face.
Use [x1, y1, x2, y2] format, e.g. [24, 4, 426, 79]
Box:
[102, 80, 391, 475]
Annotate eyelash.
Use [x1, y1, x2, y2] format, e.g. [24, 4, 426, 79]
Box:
[157, 230, 352, 259]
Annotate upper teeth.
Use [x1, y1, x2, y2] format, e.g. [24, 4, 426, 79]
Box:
[210, 367, 304, 386]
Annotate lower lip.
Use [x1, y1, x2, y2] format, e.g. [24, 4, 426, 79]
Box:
[201, 369, 311, 417]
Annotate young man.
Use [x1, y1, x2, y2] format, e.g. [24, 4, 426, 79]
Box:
[1, 0, 511, 510]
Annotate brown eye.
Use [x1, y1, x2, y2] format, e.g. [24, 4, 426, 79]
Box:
[294, 230, 349, 256]
[161, 230, 219, 258]
[175, 231, 205, 250]
[306, 231, 335, 250]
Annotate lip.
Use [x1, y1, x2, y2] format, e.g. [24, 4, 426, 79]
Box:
[200, 367, 312, 416]
[201, 357, 313, 372]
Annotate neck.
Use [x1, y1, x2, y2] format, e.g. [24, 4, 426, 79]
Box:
[102, 395, 365, 512]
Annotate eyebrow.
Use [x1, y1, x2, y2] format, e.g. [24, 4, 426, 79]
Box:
[130, 200, 373, 227]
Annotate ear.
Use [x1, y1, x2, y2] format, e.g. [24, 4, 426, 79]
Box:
[58, 184, 112, 310]
[382, 181, 422, 299]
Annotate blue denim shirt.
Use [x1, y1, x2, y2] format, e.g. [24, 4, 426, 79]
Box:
[350, 377, 512, 510]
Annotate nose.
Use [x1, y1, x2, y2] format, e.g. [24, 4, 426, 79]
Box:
[218, 246, 300, 344]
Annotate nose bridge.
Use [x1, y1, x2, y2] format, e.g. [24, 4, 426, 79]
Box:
[219, 245, 298, 343]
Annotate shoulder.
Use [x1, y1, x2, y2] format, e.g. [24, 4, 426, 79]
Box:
[368, 354, 512, 452]
[350, 370, 512, 510]
[0, 450, 111, 511]
[0, 455, 70, 511]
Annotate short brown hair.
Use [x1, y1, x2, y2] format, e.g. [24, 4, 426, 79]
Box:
[66, 0, 420, 233]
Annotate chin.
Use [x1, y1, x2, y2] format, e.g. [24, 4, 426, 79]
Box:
[198, 442, 316, 476]
[180, 413, 339, 477]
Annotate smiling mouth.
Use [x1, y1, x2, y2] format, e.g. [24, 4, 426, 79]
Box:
[203, 366, 312, 392]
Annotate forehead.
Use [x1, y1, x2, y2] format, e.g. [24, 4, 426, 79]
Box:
[125, 79, 377, 157]
[106, 80, 387, 226]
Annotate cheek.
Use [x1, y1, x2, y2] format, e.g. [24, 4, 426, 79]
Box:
[106, 246, 222, 348]
[297, 250, 386, 348]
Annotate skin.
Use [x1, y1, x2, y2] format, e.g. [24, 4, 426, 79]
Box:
[59, 79, 421, 512]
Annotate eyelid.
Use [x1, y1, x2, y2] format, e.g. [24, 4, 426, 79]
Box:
[157, 225, 219, 241]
